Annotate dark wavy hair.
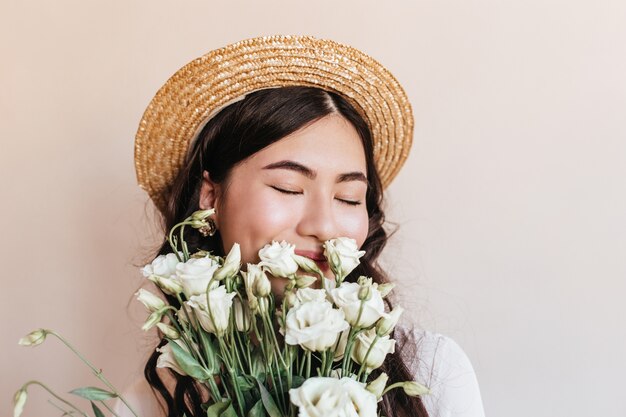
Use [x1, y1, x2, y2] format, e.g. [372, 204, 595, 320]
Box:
[144, 86, 428, 417]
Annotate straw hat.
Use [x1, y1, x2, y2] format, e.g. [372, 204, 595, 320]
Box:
[135, 35, 413, 212]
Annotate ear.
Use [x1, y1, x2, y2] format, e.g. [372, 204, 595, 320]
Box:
[199, 171, 221, 212]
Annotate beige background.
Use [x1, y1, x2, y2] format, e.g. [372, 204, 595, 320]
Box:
[2, 1, 625, 416]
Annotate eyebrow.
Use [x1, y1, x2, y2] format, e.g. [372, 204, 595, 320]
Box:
[262, 160, 368, 184]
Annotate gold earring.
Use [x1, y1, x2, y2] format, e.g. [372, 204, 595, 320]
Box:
[198, 210, 217, 237]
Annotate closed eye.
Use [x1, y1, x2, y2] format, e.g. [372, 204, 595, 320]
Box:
[271, 185, 362, 206]
[270, 185, 302, 195]
[336, 198, 362, 206]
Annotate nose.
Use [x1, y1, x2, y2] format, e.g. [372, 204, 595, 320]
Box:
[295, 195, 338, 243]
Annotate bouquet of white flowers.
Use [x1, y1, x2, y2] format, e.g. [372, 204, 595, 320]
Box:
[14, 210, 429, 417]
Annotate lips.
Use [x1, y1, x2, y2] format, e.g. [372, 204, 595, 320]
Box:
[295, 250, 329, 271]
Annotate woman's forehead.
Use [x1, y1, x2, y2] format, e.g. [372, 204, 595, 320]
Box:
[244, 115, 367, 174]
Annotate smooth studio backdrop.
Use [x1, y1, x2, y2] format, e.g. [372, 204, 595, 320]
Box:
[2, 1, 625, 416]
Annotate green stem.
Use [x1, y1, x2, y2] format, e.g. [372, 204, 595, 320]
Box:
[100, 400, 121, 417]
[263, 315, 288, 370]
[207, 377, 222, 402]
[23, 380, 88, 417]
[167, 219, 195, 262]
[46, 399, 71, 415]
[46, 331, 140, 417]
[381, 382, 405, 396]
[305, 350, 312, 379]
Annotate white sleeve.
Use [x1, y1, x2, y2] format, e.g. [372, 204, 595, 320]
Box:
[409, 331, 486, 417]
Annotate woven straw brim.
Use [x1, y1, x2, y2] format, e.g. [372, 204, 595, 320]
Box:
[135, 35, 414, 212]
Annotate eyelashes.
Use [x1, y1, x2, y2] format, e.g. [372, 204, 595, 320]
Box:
[270, 185, 362, 206]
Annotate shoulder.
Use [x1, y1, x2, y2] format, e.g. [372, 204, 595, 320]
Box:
[113, 375, 167, 417]
[395, 326, 486, 417]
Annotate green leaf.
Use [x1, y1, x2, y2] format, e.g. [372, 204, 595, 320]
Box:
[198, 331, 220, 373]
[69, 387, 117, 401]
[221, 404, 239, 417]
[290, 375, 305, 390]
[91, 401, 105, 417]
[235, 375, 255, 392]
[247, 400, 265, 417]
[255, 378, 282, 417]
[169, 340, 212, 380]
[249, 349, 266, 378]
[206, 400, 238, 417]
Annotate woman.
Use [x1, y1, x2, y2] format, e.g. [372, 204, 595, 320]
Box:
[124, 36, 485, 417]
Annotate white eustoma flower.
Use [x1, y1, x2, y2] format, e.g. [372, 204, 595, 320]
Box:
[330, 282, 386, 328]
[351, 328, 396, 372]
[294, 288, 328, 306]
[323, 237, 365, 279]
[290, 377, 351, 417]
[289, 377, 377, 417]
[142, 253, 181, 278]
[186, 286, 236, 336]
[258, 240, 299, 277]
[284, 299, 349, 352]
[341, 377, 379, 417]
[176, 256, 220, 297]
[156, 339, 190, 376]
[148, 274, 184, 296]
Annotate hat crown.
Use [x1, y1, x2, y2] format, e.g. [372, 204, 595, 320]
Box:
[135, 35, 413, 212]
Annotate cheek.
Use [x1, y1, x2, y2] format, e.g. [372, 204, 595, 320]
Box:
[337, 206, 370, 249]
[218, 186, 298, 263]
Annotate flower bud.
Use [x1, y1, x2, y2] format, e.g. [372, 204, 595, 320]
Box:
[233, 298, 251, 332]
[18, 329, 47, 347]
[142, 310, 163, 331]
[156, 323, 180, 339]
[190, 208, 215, 221]
[214, 243, 241, 281]
[366, 372, 389, 399]
[284, 290, 297, 309]
[376, 306, 404, 336]
[351, 329, 395, 371]
[136, 289, 166, 312]
[13, 388, 27, 417]
[253, 270, 272, 297]
[358, 285, 372, 301]
[189, 219, 208, 229]
[357, 276, 372, 286]
[376, 283, 395, 298]
[242, 264, 261, 313]
[402, 381, 431, 397]
[147, 275, 183, 295]
[293, 254, 323, 276]
[295, 274, 317, 289]
[191, 250, 211, 259]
